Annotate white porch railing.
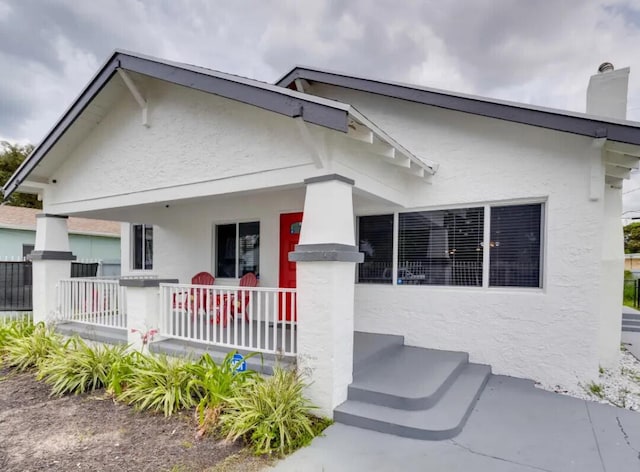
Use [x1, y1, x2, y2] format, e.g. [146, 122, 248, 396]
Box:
[160, 284, 297, 357]
[56, 278, 127, 328]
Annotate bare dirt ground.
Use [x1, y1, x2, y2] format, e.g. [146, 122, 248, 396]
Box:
[0, 366, 269, 472]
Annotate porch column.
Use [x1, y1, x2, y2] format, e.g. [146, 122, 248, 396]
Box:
[119, 278, 178, 352]
[290, 174, 363, 417]
[29, 214, 75, 324]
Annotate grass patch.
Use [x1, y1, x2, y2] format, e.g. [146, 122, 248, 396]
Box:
[586, 381, 605, 398]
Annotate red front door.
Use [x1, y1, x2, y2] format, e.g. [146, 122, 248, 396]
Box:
[279, 212, 303, 321]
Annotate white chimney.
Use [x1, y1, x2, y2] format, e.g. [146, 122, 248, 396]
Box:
[586, 62, 630, 120]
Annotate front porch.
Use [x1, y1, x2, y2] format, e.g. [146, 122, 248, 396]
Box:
[32, 174, 366, 416]
[53, 277, 297, 359]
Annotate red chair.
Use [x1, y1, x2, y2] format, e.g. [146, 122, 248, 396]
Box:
[215, 272, 258, 326]
[173, 272, 215, 314]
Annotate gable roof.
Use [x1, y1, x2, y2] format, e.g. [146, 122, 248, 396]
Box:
[276, 66, 640, 146]
[0, 205, 120, 237]
[3, 50, 436, 200]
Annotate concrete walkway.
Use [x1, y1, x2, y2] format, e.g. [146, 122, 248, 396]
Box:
[271, 375, 640, 472]
[622, 306, 640, 360]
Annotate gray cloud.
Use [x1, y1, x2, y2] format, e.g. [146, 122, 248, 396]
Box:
[1, 1, 639, 193]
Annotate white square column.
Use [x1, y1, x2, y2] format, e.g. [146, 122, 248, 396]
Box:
[290, 175, 363, 417]
[29, 214, 75, 324]
[119, 278, 178, 352]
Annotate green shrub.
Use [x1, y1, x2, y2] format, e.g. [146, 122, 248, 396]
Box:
[117, 353, 199, 416]
[105, 349, 145, 396]
[220, 367, 322, 456]
[187, 351, 258, 437]
[0, 316, 35, 352]
[3, 323, 62, 371]
[37, 337, 130, 396]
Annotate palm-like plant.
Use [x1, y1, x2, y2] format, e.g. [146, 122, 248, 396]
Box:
[117, 353, 199, 416]
[38, 337, 130, 396]
[3, 322, 62, 371]
[187, 351, 257, 437]
[220, 367, 319, 456]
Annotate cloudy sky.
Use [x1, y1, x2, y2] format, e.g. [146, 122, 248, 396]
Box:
[2, 0, 640, 211]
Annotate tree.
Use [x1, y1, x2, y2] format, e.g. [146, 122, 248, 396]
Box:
[624, 222, 640, 254]
[0, 141, 41, 209]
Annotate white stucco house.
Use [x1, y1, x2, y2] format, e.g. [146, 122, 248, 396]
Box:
[4, 51, 640, 426]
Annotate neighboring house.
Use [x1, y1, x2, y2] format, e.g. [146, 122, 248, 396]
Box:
[624, 253, 640, 279]
[0, 205, 121, 272]
[3, 51, 640, 417]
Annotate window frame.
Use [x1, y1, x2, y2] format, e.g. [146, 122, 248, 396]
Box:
[131, 224, 153, 271]
[213, 220, 260, 279]
[356, 199, 546, 290]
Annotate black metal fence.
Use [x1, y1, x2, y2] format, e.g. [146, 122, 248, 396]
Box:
[0, 261, 99, 312]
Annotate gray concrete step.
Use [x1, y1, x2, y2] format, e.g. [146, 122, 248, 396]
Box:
[353, 331, 404, 374]
[623, 313, 640, 321]
[623, 326, 640, 333]
[348, 345, 468, 410]
[335, 363, 491, 440]
[622, 320, 640, 326]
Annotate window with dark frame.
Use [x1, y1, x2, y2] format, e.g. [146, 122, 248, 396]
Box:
[358, 214, 394, 284]
[357, 202, 544, 288]
[489, 204, 542, 288]
[132, 224, 153, 270]
[216, 222, 260, 278]
[398, 208, 484, 286]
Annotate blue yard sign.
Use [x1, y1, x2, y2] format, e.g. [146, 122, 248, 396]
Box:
[231, 353, 247, 373]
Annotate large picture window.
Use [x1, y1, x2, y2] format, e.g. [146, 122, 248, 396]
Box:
[216, 222, 260, 278]
[398, 208, 484, 286]
[132, 224, 153, 270]
[357, 202, 544, 288]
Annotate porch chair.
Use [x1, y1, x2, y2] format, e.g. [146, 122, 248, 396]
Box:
[215, 272, 258, 326]
[172, 271, 215, 314]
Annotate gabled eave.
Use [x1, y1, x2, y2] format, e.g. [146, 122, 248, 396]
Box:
[276, 66, 640, 148]
[2, 51, 354, 201]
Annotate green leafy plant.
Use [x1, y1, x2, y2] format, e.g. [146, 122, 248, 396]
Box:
[187, 351, 258, 437]
[117, 353, 199, 416]
[106, 349, 145, 396]
[586, 381, 605, 398]
[3, 322, 62, 371]
[37, 336, 130, 396]
[220, 367, 323, 456]
[0, 316, 34, 351]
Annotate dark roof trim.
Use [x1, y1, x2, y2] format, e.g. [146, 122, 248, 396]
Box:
[277, 67, 640, 146]
[3, 52, 351, 200]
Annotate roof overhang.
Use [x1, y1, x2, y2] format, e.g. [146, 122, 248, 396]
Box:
[276, 66, 640, 147]
[3, 51, 437, 201]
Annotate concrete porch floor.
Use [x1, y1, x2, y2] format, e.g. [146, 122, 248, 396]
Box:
[271, 375, 640, 471]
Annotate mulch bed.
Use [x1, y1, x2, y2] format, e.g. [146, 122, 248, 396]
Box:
[0, 365, 266, 472]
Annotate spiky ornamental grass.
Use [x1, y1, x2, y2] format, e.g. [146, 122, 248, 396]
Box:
[0, 316, 35, 352]
[37, 336, 131, 396]
[3, 322, 62, 371]
[117, 353, 200, 417]
[220, 367, 321, 456]
[187, 351, 258, 437]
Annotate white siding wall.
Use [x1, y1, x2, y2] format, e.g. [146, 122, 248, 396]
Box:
[310, 83, 608, 388]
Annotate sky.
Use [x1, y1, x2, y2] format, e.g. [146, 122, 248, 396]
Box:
[2, 0, 640, 212]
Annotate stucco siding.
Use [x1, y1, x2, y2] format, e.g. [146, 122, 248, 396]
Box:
[119, 189, 305, 287]
[309, 84, 606, 388]
[44, 77, 317, 212]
